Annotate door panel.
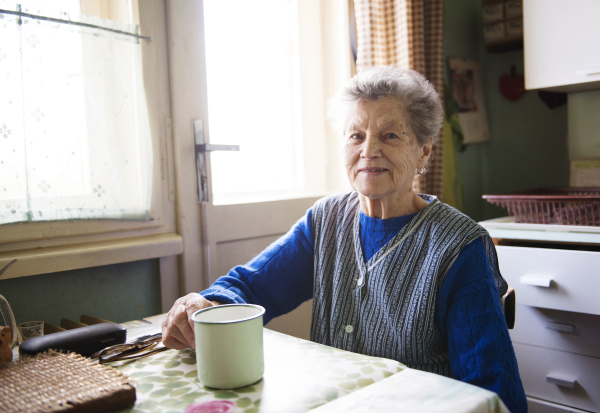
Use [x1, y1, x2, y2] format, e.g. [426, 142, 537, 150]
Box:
[215, 230, 314, 340]
[216, 235, 281, 279]
[166, 1, 349, 340]
[207, 197, 321, 340]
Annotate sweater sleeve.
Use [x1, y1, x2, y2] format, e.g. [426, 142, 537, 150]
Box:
[200, 208, 315, 325]
[436, 237, 528, 413]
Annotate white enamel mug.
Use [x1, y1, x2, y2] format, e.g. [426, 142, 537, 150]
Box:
[192, 304, 265, 389]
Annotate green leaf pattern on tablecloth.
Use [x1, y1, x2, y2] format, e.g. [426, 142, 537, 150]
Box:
[113, 329, 405, 413]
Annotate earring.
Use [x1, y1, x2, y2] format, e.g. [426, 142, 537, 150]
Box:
[416, 167, 426, 175]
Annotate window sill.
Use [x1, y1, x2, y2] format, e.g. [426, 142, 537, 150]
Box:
[0, 233, 183, 279]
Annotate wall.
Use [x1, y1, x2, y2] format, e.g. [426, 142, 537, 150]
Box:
[0, 259, 162, 327]
[445, 0, 570, 221]
[568, 89, 600, 160]
[444, 0, 486, 220]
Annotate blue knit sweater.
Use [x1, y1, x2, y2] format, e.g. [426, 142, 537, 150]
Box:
[202, 207, 527, 413]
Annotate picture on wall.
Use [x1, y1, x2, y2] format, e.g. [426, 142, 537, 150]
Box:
[448, 58, 490, 144]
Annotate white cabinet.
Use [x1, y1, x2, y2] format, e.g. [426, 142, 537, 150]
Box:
[479, 217, 600, 413]
[495, 244, 600, 412]
[513, 343, 600, 412]
[496, 246, 600, 316]
[523, 0, 600, 92]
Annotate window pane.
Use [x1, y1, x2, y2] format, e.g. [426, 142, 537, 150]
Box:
[204, 0, 304, 204]
[0, 1, 152, 224]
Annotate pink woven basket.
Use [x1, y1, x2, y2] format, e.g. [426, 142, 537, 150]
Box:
[482, 187, 600, 226]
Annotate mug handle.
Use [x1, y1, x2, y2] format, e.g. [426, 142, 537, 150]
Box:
[0, 294, 19, 349]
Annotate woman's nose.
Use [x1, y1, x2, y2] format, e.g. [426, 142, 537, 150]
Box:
[360, 136, 381, 158]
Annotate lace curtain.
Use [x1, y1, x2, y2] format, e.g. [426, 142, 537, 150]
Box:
[0, 2, 152, 225]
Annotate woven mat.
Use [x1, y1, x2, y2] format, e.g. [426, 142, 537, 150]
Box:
[0, 351, 136, 413]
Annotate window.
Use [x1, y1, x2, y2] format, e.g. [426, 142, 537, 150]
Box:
[205, 0, 303, 203]
[1, 0, 152, 225]
[0, 1, 181, 280]
[202, 0, 352, 205]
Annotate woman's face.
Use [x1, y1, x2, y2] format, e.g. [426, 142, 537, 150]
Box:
[343, 98, 432, 201]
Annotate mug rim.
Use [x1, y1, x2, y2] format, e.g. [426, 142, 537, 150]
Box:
[192, 304, 265, 325]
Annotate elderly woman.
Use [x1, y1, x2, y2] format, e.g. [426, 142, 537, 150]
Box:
[162, 67, 527, 412]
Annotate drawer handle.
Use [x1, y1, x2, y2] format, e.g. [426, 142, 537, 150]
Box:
[545, 321, 575, 334]
[520, 276, 553, 287]
[546, 374, 577, 389]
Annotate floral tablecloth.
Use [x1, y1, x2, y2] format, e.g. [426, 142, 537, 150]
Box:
[114, 315, 508, 413]
[114, 315, 404, 413]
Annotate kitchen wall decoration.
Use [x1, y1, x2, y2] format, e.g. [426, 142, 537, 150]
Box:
[482, 0, 523, 53]
[498, 65, 525, 102]
[448, 58, 491, 144]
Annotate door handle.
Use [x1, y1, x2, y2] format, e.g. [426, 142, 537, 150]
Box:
[520, 276, 553, 287]
[546, 374, 577, 389]
[193, 119, 239, 203]
[545, 321, 575, 333]
[195, 143, 240, 153]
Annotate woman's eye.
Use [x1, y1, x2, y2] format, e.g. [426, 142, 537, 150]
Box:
[350, 134, 363, 140]
[385, 133, 398, 139]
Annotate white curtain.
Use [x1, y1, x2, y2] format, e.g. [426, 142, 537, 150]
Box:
[0, 1, 152, 224]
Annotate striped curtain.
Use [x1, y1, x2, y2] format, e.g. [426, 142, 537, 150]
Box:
[354, 0, 445, 199]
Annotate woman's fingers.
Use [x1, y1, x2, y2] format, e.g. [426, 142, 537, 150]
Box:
[170, 303, 193, 345]
[162, 303, 188, 348]
[162, 333, 188, 350]
[161, 293, 215, 349]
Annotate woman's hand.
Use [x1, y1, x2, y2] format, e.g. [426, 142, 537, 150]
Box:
[161, 293, 221, 349]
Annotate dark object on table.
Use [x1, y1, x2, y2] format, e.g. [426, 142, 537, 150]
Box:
[19, 323, 126, 357]
[483, 187, 600, 226]
[0, 351, 136, 413]
[538, 90, 567, 109]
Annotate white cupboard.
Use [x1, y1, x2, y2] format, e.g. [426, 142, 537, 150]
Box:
[481, 219, 600, 412]
[523, 0, 600, 92]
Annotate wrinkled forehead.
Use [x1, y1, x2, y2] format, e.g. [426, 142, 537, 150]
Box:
[345, 97, 410, 132]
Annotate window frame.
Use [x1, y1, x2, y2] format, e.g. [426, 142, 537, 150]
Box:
[0, 1, 181, 287]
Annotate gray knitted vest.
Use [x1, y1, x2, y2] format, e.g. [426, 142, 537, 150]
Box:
[310, 192, 507, 376]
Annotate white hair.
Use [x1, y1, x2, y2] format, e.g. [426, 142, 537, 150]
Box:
[328, 66, 443, 146]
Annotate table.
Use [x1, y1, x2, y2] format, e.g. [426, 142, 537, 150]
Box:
[113, 315, 509, 413]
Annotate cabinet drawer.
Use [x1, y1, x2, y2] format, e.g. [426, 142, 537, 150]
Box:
[496, 246, 600, 315]
[514, 343, 600, 412]
[510, 305, 600, 358]
[527, 396, 591, 413]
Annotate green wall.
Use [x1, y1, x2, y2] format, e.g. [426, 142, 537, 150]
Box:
[445, 0, 569, 221]
[0, 259, 162, 327]
[568, 89, 600, 159]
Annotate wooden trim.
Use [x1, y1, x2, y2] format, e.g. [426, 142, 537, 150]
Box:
[165, 0, 209, 295]
[0, 233, 183, 280]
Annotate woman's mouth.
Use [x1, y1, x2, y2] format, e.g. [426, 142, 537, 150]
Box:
[359, 168, 388, 174]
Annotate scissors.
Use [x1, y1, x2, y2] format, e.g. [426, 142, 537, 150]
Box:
[96, 332, 168, 364]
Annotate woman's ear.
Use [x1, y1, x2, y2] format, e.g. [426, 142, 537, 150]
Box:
[419, 138, 433, 167]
